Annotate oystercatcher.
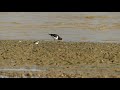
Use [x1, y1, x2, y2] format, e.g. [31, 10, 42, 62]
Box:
[49, 34, 62, 40]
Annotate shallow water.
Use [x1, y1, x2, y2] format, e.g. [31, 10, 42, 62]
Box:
[0, 12, 120, 43]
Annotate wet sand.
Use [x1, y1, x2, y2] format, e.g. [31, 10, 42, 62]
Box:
[0, 12, 120, 42]
[0, 40, 120, 78]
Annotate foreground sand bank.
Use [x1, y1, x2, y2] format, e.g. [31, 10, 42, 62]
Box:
[0, 40, 120, 78]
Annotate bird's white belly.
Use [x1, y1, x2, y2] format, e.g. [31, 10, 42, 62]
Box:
[54, 36, 58, 40]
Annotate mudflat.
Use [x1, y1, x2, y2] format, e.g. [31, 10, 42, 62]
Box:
[0, 40, 120, 78]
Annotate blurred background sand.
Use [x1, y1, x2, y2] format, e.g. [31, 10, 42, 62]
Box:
[0, 12, 120, 42]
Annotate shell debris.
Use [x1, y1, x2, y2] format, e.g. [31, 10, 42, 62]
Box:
[35, 41, 39, 44]
[18, 41, 22, 43]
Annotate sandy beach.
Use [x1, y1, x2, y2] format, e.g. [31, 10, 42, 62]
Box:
[0, 12, 120, 78]
[0, 40, 120, 78]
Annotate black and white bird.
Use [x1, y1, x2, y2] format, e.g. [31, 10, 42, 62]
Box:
[49, 34, 62, 40]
